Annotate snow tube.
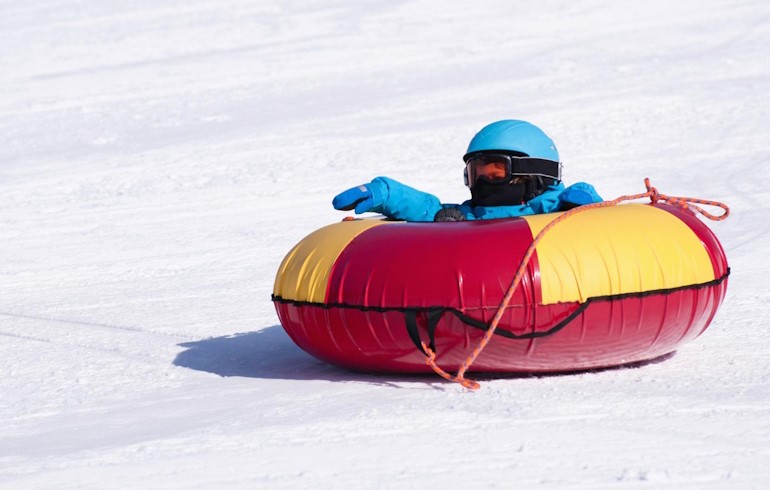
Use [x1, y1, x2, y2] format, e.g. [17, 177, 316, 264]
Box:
[272, 203, 729, 373]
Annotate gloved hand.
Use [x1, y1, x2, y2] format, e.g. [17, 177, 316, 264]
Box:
[332, 184, 375, 213]
[559, 188, 599, 209]
[434, 207, 466, 222]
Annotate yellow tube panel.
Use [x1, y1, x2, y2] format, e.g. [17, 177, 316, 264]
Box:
[273, 219, 390, 303]
[523, 204, 715, 305]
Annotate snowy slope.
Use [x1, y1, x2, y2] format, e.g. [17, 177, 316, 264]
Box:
[1, 0, 769, 488]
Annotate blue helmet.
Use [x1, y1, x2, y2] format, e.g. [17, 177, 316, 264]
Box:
[464, 120, 559, 162]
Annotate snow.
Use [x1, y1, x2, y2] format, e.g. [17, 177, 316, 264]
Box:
[1, 0, 769, 488]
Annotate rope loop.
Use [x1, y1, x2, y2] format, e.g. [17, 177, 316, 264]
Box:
[421, 342, 480, 390]
[421, 178, 729, 390]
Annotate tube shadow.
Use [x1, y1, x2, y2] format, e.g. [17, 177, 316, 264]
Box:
[174, 325, 678, 386]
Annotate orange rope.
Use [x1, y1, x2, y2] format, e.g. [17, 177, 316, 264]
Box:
[423, 178, 729, 390]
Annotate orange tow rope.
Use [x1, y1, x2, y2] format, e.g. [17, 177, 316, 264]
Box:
[422, 178, 730, 390]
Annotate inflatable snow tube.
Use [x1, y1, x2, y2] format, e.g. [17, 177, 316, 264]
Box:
[272, 203, 729, 373]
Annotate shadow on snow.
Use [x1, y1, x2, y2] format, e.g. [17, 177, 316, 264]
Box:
[173, 324, 677, 387]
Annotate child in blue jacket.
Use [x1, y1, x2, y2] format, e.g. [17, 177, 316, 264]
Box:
[333, 120, 602, 222]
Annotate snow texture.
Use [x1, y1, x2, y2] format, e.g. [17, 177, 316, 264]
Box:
[1, 0, 769, 488]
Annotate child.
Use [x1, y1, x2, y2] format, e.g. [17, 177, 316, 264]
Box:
[333, 119, 602, 222]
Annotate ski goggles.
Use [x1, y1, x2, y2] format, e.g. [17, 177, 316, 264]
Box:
[463, 153, 562, 188]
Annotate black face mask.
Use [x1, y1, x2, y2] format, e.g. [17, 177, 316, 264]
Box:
[470, 178, 526, 207]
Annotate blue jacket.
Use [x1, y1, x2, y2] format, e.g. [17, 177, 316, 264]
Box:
[367, 176, 603, 222]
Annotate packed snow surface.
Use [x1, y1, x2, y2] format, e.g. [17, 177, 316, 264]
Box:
[1, 0, 769, 488]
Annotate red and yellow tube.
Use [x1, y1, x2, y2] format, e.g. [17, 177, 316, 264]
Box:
[272, 203, 729, 373]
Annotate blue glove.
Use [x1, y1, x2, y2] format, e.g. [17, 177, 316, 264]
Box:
[559, 184, 603, 210]
[332, 184, 375, 213]
[560, 188, 596, 207]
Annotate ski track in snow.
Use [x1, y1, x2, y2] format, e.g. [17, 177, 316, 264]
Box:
[1, 0, 769, 488]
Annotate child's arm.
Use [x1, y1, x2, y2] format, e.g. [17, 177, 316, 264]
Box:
[333, 177, 444, 222]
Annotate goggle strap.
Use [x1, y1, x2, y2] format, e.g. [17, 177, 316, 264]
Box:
[510, 158, 561, 181]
